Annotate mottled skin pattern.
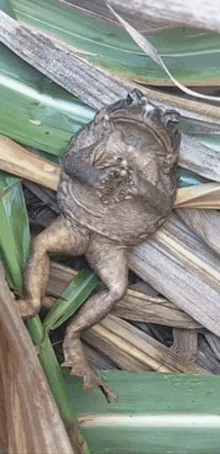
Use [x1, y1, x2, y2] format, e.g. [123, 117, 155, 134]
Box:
[16, 90, 181, 400]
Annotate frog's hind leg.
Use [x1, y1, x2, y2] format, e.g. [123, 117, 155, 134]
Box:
[16, 216, 89, 318]
[62, 236, 129, 400]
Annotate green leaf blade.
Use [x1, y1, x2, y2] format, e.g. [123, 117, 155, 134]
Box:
[0, 43, 94, 155]
[43, 270, 99, 333]
[65, 371, 220, 454]
[0, 171, 30, 294]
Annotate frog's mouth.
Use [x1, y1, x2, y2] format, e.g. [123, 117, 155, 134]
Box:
[110, 111, 180, 156]
[111, 106, 180, 128]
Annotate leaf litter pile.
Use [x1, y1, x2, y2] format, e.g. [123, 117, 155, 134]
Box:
[2, 3, 220, 387]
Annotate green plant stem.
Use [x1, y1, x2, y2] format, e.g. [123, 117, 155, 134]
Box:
[26, 315, 91, 453]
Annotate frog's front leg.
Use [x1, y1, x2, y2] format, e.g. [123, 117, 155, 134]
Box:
[16, 216, 90, 318]
[63, 140, 128, 189]
[62, 235, 129, 401]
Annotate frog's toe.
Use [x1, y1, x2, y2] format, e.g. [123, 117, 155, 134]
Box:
[84, 371, 118, 402]
[14, 298, 40, 318]
[94, 378, 118, 402]
[62, 335, 117, 401]
[62, 360, 117, 401]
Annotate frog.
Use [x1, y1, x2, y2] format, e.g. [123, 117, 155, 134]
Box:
[16, 89, 181, 400]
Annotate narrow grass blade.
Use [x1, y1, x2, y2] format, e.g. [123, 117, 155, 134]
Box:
[26, 311, 92, 451]
[0, 171, 30, 294]
[26, 317, 78, 423]
[43, 270, 99, 333]
[0, 170, 91, 451]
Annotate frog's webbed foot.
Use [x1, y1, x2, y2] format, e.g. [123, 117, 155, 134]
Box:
[62, 335, 117, 402]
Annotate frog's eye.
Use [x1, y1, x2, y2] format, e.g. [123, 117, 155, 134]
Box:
[164, 111, 180, 130]
[126, 93, 133, 105]
[126, 89, 142, 105]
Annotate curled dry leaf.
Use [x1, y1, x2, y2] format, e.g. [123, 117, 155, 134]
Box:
[108, 5, 220, 103]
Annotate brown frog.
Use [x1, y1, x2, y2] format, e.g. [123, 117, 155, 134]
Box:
[16, 89, 181, 400]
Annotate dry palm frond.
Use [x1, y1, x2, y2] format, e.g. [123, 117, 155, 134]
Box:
[172, 328, 198, 361]
[175, 183, 220, 209]
[109, 0, 220, 34]
[131, 213, 220, 337]
[176, 208, 220, 256]
[83, 314, 206, 374]
[46, 262, 201, 329]
[0, 136, 60, 190]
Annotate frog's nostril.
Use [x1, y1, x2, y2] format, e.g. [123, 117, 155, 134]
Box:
[142, 101, 155, 116]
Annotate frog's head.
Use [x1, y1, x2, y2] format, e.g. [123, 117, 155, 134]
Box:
[105, 89, 181, 155]
[92, 90, 181, 175]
